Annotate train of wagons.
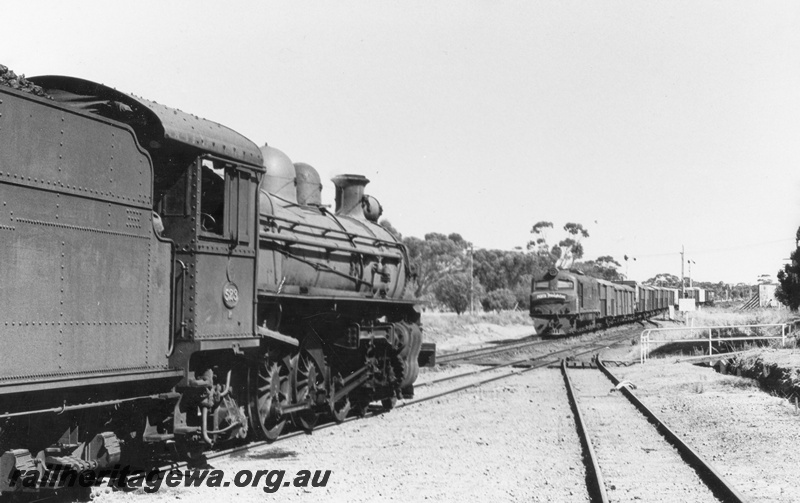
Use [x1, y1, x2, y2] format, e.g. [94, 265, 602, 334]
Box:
[0, 68, 431, 494]
[529, 268, 713, 335]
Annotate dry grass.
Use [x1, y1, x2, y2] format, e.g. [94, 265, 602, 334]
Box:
[422, 310, 534, 328]
[683, 307, 794, 327]
[421, 310, 534, 346]
[714, 375, 760, 391]
[630, 307, 800, 361]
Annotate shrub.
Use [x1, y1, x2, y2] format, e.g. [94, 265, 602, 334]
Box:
[432, 273, 485, 315]
[482, 288, 517, 312]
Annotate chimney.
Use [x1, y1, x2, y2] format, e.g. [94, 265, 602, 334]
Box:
[331, 174, 369, 219]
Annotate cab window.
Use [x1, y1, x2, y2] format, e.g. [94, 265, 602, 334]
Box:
[200, 159, 226, 236]
[534, 281, 550, 290]
[557, 279, 574, 290]
[198, 157, 252, 244]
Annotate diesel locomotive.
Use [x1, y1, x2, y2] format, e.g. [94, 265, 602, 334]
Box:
[529, 268, 678, 335]
[0, 71, 427, 493]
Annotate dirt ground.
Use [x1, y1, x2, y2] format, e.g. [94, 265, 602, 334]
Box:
[610, 356, 800, 503]
[567, 366, 720, 502]
[96, 367, 588, 503]
[92, 320, 800, 503]
[421, 312, 535, 353]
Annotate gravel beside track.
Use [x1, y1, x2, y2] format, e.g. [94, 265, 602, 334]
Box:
[567, 367, 722, 503]
[435, 336, 540, 363]
[613, 360, 800, 503]
[89, 326, 798, 503]
[96, 368, 589, 503]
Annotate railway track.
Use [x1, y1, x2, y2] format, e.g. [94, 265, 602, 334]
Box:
[435, 334, 540, 364]
[136, 328, 746, 503]
[435, 318, 658, 365]
[33, 328, 638, 502]
[148, 339, 748, 503]
[562, 358, 747, 503]
[150, 329, 637, 476]
[402, 329, 640, 407]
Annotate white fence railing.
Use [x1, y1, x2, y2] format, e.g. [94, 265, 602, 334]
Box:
[640, 323, 793, 363]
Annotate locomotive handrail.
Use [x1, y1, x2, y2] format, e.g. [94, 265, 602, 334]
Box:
[262, 215, 403, 250]
[260, 213, 414, 283]
[640, 323, 790, 363]
[270, 246, 373, 288]
[167, 259, 188, 357]
[259, 232, 403, 260]
[323, 209, 361, 250]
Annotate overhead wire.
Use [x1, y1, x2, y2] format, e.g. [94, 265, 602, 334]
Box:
[629, 238, 795, 259]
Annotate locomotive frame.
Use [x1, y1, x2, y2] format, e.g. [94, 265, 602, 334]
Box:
[0, 74, 427, 494]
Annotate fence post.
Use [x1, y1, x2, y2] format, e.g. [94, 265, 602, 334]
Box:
[641, 330, 651, 364]
[641, 331, 646, 364]
[783, 324, 786, 347]
[708, 327, 712, 356]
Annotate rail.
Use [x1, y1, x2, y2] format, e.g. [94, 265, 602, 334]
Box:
[155, 334, 636, 477]
[560, 360, 608, 503]
[435, 335, 539, 364]
[640, 323, 795, 363]
[597, 358, 748, 502]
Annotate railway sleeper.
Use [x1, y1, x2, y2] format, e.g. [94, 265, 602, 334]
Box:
[0, 431, 120, 493]
[562, 361, 597, 370]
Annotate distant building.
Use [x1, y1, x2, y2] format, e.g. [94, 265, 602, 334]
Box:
[759, 283, 777, 308]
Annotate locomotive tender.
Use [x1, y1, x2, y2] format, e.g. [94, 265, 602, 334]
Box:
[529, 268, 678, 335]
[0, 73, 425, 491]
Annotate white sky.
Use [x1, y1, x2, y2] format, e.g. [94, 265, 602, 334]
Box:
[5, 1, 800, 284]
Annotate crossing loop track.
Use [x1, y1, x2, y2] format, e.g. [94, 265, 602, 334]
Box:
[561, 357, 748, 503]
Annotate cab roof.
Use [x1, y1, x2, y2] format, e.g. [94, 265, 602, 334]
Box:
[30, 75, 263, 168]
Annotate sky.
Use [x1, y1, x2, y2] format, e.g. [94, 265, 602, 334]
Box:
[5, 1, 800, 284]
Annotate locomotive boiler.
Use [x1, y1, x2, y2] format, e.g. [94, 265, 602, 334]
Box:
[0, 70, 425, 494]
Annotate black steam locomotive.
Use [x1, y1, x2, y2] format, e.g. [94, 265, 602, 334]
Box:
[0, 70, 428, 494]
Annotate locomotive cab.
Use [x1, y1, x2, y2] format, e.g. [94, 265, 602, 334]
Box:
[155, 153, 264, 353]
[530, 269, 606, 336]
[530, 269, 579, 335]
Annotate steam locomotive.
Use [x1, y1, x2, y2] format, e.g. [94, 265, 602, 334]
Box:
[529, 268, 678, 335]
[0, 71, 428, 493]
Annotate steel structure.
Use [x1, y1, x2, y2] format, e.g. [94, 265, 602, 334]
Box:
[0, 74, 429, 496]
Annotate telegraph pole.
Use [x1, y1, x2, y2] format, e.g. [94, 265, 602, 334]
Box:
[469, 244, 474, 315]
[681, 245, 685, 298]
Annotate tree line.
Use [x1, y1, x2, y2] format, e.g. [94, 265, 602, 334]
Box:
[383, 220, 761, 314]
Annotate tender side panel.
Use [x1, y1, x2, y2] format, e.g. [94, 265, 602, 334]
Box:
[0, 90, 167, 379]
[0, 89, 150, 206]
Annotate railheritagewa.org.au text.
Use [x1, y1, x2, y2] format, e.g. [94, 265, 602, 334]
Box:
[8, 466, 331, 493]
